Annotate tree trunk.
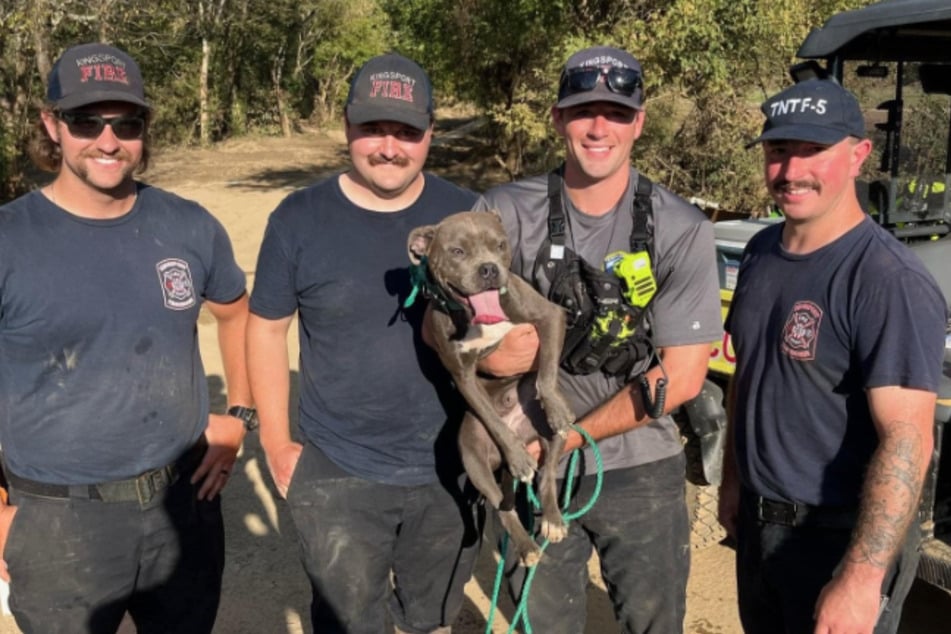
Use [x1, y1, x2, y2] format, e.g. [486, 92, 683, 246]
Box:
[272, 46, 291, 137]
[200, 36, 211, 145]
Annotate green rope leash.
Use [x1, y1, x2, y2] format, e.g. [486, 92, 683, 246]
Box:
[484, 425, 604, 634]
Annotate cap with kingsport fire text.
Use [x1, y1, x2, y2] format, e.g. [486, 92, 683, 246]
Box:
[747, 78, 865, 147]
[47, 43, 150, 111]
[345, 53, 433, 131]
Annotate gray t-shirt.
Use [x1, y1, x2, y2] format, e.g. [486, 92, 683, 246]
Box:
[476, 167, 721, 472]
[0, 186, 246, 484]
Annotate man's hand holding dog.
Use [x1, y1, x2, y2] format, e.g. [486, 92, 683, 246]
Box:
[479, 323, 539, 377]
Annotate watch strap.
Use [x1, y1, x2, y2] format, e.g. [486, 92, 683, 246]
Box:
[227, 405, 259, 432]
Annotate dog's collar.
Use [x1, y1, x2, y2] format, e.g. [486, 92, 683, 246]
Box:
[404, 257, 468, 317]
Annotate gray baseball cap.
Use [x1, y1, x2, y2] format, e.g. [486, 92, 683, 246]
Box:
[47, 43, 150, 111]
[556, 46, 644, 110]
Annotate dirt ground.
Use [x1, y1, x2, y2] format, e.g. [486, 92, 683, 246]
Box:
[0, 125, 948, 633]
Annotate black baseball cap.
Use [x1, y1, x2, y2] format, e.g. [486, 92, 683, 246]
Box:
[556, 46, 644, 110]
[747, 78, 865, 147]
[345, 53, 433, 131]
[47, 43, 150, 111]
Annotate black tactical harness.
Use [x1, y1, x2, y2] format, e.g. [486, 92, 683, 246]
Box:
[534, 167, 657, 378]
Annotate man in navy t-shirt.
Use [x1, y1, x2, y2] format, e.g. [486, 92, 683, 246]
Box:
[247, 54, 479, 634]
[720, 78, 948, 633]
[0, 43, 252, 633]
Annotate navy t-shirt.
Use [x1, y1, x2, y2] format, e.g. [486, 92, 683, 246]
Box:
[250, 173, 476, 485]
[726, 217, 947, 506]
[0, 186, 246, 484]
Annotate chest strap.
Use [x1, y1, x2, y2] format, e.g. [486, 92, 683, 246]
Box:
[546, 167, 654, 255]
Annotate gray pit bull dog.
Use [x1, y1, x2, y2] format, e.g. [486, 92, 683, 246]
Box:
[407, 210, 576, 566]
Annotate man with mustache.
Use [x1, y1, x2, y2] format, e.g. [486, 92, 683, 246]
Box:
[719, 78, 948, 634]
[0, 43, 251, 633]
[247, 53, 480, 633]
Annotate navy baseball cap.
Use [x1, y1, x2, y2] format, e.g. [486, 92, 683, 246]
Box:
[47, 43, 150, 111]
[345, 53, 433, 131]
[748, 78, 865, 147]
[556, 46, 644, 110]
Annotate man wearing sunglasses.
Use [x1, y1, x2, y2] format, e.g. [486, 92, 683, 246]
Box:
[0, 43, 252, 633]
[475, 46, 721, 633]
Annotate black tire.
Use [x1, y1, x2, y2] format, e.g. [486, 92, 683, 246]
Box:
[677, 408, 727, 550]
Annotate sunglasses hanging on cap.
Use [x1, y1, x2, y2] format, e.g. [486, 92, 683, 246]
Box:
[558, 66, 642, 100]
[57, 111, 147, 141]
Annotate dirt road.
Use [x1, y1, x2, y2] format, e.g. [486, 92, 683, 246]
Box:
[0, 127, 947, 633]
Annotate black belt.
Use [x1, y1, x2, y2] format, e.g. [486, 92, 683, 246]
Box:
[745, 489, 857, 529]
[5, 436, 207, 506]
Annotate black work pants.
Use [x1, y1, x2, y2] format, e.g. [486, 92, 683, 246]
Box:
[735, 489, 920, 634]
[5, 467, 224, 634]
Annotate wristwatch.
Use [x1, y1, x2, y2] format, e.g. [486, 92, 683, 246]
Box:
[227, 405, 259, 432]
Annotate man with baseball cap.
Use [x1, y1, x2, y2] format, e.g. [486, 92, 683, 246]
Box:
[475, 45, 721, 633]
[720, 78, 947, 633]
[247, 53, 480, 633]
[0, 42, 252, 633]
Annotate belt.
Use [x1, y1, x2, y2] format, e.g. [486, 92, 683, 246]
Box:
[5, 437, 207, 506]
[746, 489, 857, 529]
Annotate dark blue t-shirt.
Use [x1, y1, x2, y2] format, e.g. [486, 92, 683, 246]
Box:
[250, 173, 476, 485]
[725, 217, 947, 506]
[0, 186, 246, 484]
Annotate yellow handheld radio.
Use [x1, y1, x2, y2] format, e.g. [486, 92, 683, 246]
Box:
[604, 250, 657, 308]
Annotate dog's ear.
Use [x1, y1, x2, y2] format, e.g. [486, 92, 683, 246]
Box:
[407, 225, 437, 265]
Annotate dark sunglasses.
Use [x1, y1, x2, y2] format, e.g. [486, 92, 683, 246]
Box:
[558, 66, 642, 101]
[57, 111, 147, 141]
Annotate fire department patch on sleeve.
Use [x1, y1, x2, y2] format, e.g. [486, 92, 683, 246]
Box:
[156, 258, 196, 310]
[781, 300, 822, 361]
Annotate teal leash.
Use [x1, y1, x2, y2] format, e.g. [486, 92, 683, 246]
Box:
[484, 425, 604, 634]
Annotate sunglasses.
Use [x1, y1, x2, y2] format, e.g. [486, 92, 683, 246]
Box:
[558, 66, 643, 101]
[57, 111, 147, 141]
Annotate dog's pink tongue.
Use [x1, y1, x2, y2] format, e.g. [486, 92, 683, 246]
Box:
[469, 289, 506, 325]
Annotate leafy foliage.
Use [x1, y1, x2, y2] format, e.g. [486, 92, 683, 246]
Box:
[0, 0, 895, 214]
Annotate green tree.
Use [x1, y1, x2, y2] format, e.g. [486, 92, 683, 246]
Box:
[0, 0, 892, 214]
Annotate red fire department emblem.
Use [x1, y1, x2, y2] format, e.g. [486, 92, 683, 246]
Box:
[156, 258, 196, 310]
[781, 300, 822, 361]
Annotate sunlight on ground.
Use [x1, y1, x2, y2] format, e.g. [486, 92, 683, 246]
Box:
[246, 457, 281, 532]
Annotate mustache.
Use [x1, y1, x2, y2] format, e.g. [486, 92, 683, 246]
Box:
[368, 154, 410, 167]
[80, 149, 135, 162]
[773, 179, 819, 192]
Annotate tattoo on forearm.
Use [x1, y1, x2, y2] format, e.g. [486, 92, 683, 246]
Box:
[849, 421, 924, 569]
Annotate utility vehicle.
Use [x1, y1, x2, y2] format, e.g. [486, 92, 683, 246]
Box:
[683, 0, 951, 591]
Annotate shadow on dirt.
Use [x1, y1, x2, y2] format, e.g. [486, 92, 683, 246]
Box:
[207, 372, 313, 634]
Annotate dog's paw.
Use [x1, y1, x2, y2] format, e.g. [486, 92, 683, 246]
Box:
[540, 395, 576, 435]
[520, 545, 543, 568]
[506, 447, 537, 483]
[540, 516, 568, 543]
